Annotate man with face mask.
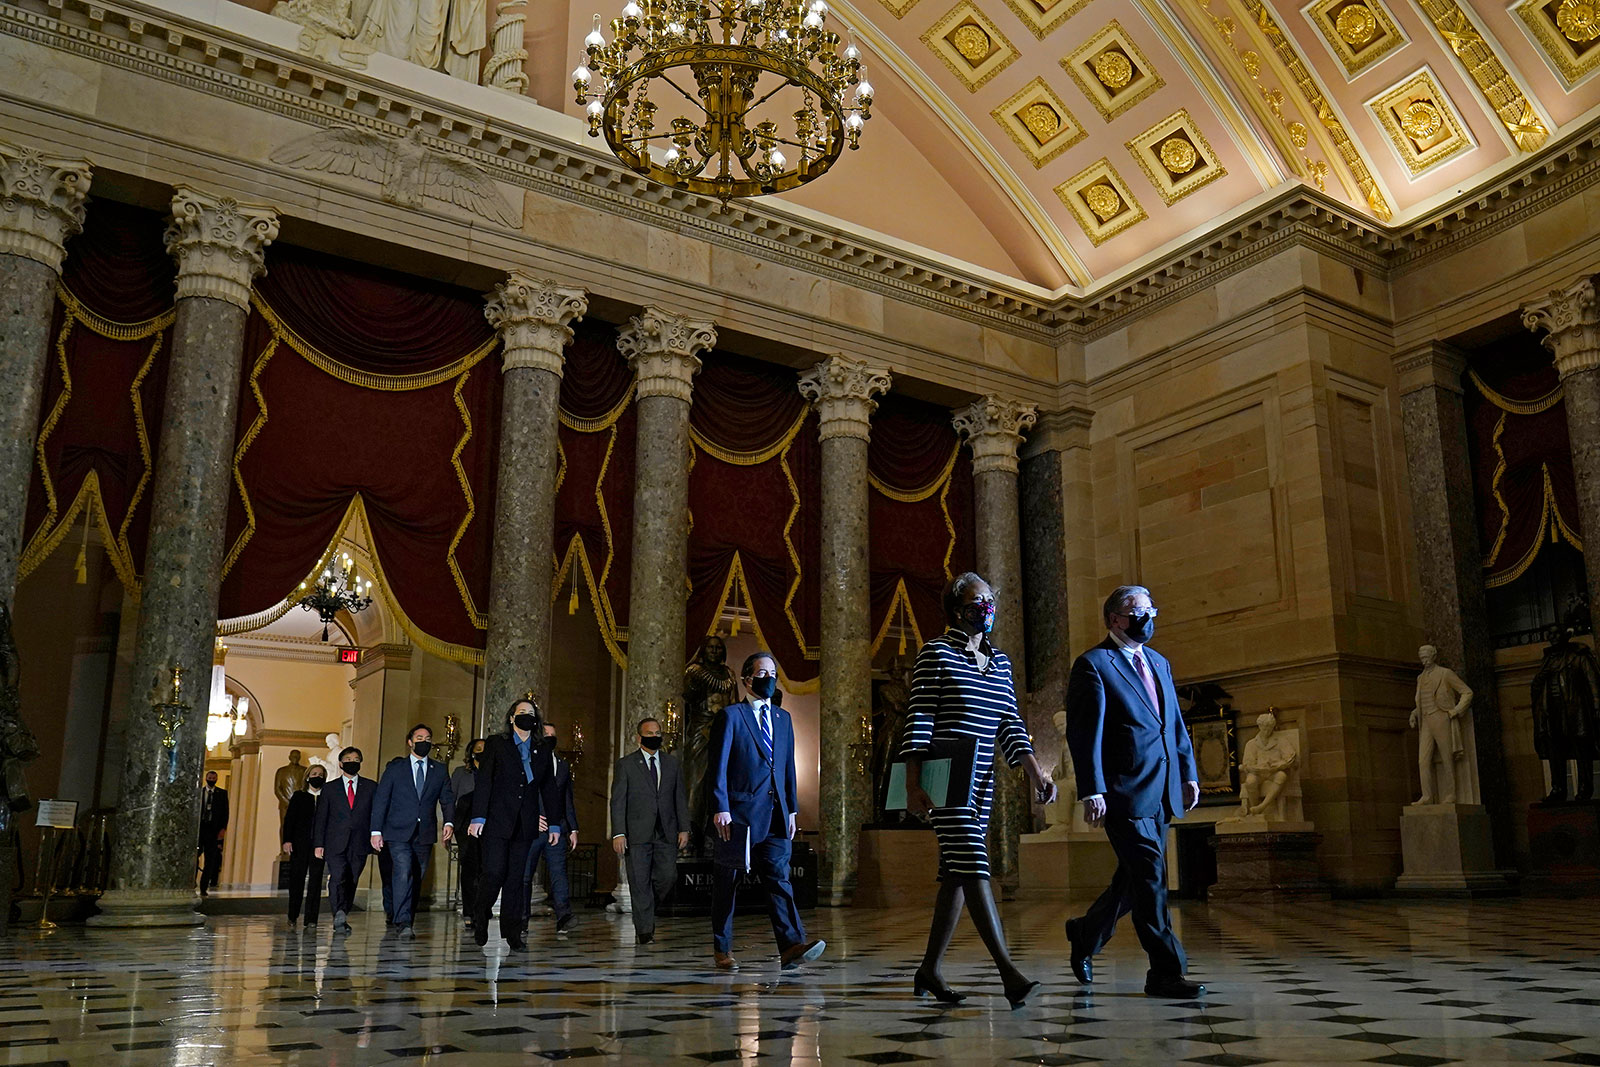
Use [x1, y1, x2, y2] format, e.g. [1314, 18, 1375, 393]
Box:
[370, 724, 456, 940]
[1064, 585, 1203, 999]
[611, 716, 689, 944]
[197, 770, 229, 896]
[451, 738, 485, 926]
[313, 746, 376, 935]
[282, 767, 326, 927]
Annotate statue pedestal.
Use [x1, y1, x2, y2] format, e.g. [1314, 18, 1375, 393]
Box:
[1526, 802, 1600, 896]
[1018, 831, 1118, 899]
[854, 828, 939, 908]
[1210, 822, 1323, 899]
[1396, 803, 1512, 896]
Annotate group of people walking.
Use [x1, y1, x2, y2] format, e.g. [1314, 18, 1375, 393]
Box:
[270, 574, 1205, 1005]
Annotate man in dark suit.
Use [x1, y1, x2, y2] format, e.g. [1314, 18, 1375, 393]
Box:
[370, 724, 456, 940]
[281, 765, 326, 927]
[707, 651, 824, 971]
[1065, 584, 1204, 999]
[468, 697, 561, 951]
[197, 770, 229, 896]
[524, 722, 578, 934]
[313, 746, 375, 936]
[610, 715, 689, 944]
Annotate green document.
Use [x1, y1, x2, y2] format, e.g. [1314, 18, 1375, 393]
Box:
[885, 758, 954, 810]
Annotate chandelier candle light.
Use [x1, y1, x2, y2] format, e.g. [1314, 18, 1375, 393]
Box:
[573, 0, 872, 199]
[297, 552, 374, 641]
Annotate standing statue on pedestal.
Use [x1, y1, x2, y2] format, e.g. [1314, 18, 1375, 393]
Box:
[1409, 645, 1476, 806]
[869, 658, 911, 824]
[0, 607, 41, 933]
[310, 732, 343, 778]
[274, 750, 308, 831]
[1237, 710, 1298, 820]
[683, 636, 736, 850]
[1531, 610, 1600, 804]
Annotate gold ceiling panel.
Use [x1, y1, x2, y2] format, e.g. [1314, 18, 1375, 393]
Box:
[1367, 67, 1474, 175]
[1056, 157, 1148, 245]
[921, 2, 1021, 92]
[1063, 20, 1166, 122]
[1416, 0, 1546, 152]
[992, 77, 1088, 167]
[1001, 0, 1093, 40]
[1302, 0, 1407, 77]
[878, 0, 923, 18]
[1125, 108, 1229, 204]
[1514, 0, 1600, 86]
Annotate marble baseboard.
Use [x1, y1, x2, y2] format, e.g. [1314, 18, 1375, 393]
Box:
[1210, 830, 1326, 899]
[87, 888, 204, 928]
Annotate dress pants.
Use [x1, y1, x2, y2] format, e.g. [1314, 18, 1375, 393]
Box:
[287, 851, 324, 923]
[475, 827, 535, 942]
[458, 834, 480, 918]
[523, 836, 572, 923]
[387, 837, 430, 926]
[711, 807, 805, 955]
[197, 830, 224, 891]
[624, 828, 678, 936]
[377, 846, 394, 921]
[1080, 814, 1186, 979]
[325, 848, 368, 917]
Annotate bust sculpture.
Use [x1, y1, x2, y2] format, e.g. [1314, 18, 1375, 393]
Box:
[1409, 644, 1478, 806]
[1236, 710, 1299, 821]
[1531, 609, 1600, 804]
[274, 750, 308, 826]
[683, 636, 736, 849]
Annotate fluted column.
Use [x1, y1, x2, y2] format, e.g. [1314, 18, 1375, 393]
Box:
[954, 395, 1037, 897]
[799, 355, 890, 906]
[93, 188, 278, 927]
[481, 275, 587, 718]
[618, 308, 715, 726]
[0, 140, 90, 612]
[1524, 277, 1600, 627]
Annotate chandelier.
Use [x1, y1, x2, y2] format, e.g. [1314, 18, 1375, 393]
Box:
[573, 0, 873, 199]
[297, 552, 373, 641]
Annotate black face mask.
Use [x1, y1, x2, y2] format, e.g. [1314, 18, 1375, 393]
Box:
[748, 675, 777, 700]
[542, 734, 558, 750]
[468, 749, 484, 767]
[640, 735, 663, 751]
[307, 777, 325, 790]
[514, 713, 539, 732]
[341, 760, 361, 775]
[412, 740, 432, 758]
[1124, 613, 1156, 644]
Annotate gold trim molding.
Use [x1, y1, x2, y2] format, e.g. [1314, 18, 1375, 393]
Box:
[1056, 157, 1148, 246]
[1062, 20, 1165, 122]
[991, 77, 1087, 169]
[1126, 108, 1229, 205]
[1302, 0, 1407, 78]
[1001, 0, 1092, 40]
[1413, 0, 1548, 152]
[1367, 66, 1474, 176]
[1515, 0, 1600, 87]
[920, 2, 1021, 93]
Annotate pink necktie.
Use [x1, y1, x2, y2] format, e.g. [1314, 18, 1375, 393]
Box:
[1132, 650, 1160, 712]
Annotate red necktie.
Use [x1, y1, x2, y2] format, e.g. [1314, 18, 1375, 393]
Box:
[347, 780, 355, 808]
[1132, 650, 1160, 712]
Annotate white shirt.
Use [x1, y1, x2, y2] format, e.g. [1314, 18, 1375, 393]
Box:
[373, 754, 452, 834]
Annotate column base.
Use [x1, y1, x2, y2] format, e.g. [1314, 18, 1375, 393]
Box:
[88, 888, 205, 928]
[1209, 829, 1325, 899]
[1525, 801, 1600, 896]
[1396, 803, 1514, 897]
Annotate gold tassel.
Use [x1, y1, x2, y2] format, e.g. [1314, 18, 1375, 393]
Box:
[568, 574, 580, 616]
[73, 508, 90, 585]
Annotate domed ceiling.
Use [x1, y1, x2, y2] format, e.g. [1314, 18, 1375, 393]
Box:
[523, 0, 1600, 291]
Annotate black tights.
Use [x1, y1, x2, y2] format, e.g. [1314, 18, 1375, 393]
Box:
[918, 876, 1026, 985]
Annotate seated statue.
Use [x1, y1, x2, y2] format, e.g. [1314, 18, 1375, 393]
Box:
[1236, 709, 1299, 822]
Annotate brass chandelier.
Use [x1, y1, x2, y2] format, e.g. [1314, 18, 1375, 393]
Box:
[573, 0, 873, 199]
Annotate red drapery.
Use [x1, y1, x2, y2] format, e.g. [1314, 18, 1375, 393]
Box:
[217, 246, 502, 661]
[868, 393, 976, 657]
[1466, 338, 1582, 589]
[685, 352, 822, 687]
[21, 201, 175, 589]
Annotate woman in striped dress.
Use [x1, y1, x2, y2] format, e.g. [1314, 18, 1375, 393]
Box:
[902, 572, 1057, 1008]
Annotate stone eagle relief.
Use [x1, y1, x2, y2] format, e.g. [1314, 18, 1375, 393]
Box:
[270, 126, 522, 228]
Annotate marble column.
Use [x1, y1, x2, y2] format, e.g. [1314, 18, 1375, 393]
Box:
[0, 140, 90, 613]
[953, 395, 1037, 896]
[1395, 341, 1510, 861]
[617, 308, 715, 727]
[481, 275, 587, 719]
[799, 355, 891, 906]
[92, 188, 278, 927]
[1524, 277, 1600, 626]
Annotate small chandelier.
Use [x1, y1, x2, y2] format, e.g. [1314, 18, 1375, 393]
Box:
[297, 552, 373, 642]
[573, 0, 873, 200]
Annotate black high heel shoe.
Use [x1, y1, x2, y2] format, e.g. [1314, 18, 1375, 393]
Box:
[913, 967, 967, 1004]
[1003, 975, 1042, 1009]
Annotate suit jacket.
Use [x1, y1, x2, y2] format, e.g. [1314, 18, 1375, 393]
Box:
[370, 754, 456, 844]
[312, 774, 377, 857]
[610, 748, 688, 842]
[199, 786, 229, 832]
[472, 731, 560, 842]
[1066, 637, 1198, 821]
[550, 757, 579, 833]
[708, 700, 798, 845]
[281, 789, 318, 852]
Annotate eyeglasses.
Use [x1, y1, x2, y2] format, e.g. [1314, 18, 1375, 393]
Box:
[1113, 607, 1159, 619]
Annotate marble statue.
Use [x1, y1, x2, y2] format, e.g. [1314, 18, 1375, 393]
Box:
[1237, 710, 1298, 821]
[442, 0, 488, 81]
[869, 657, 910, 823]
[310, 733, 343, 778]
[274, 750, 308, 827]
[272, 0, 484, 78]
[1531, 611, 1600, 804]
[1409, 645, 1477, 806]
[1035, 708, 1083, 836]
[683, 636, 736, 850]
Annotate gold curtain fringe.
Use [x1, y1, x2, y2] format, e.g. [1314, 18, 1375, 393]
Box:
[559, 385, 634, 432]
[55, 284, 174, 340]
[552, 536, 628, 668]
[1468, 369, 1562, 415]
[702, 552, 819, 695]
[869, 443, 960, 502]
[689, 407, 808, 466]
[220, 336, 280, 579]
[1484, 461, 1584, 588]
[446, 368, 487, 629]
[869, 577, 925, 658]
[16, 474, 140, 593]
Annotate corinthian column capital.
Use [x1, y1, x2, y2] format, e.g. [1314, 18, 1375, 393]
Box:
[798, 355, 891, 441]
[485, 273, 588, 375]
[164, 187, 280, 309]
[953, 395, 1038, 475]
[617, 306, 716, 401]
[1523, 276, 1600, 379]
[0, 140, 91, 272]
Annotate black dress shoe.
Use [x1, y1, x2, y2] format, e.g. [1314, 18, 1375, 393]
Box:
[638, 931, 655, 945]
[473, 924, 489, 948]
[1003, 976, 1042, 1010]
[1145, 976, 1206, 999]
[556, 914, 576, 934]
[506, 937, 527, 952]
[912, 967, 966, 1004]
[1065, 917, 1093, 986]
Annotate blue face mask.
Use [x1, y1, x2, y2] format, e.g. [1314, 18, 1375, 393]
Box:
[1124, 613, 1155, 644]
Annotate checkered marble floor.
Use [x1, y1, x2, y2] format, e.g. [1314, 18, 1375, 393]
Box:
[2, 895, 1600, 1065]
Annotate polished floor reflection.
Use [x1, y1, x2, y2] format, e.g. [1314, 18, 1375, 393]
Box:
[1, 895, 1599, 1065]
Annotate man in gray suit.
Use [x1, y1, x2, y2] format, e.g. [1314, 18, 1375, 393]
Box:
[610, 717, 689, 944]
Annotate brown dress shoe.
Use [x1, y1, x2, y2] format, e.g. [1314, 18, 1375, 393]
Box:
[780, 939, 826, 969]
[713, 951, 739, 971]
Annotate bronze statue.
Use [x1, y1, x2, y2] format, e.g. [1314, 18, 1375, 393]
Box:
[683, 635, 736, 849]
[871, 657, 911, 823]
[0, 605, 41, 934]
[1531, 608, 1600, 804]
[273, 750, 308, 829]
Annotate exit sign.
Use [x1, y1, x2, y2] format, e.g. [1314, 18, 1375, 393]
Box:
[338, 647, 360, 665]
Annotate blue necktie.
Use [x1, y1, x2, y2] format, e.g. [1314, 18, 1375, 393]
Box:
[414, 758, 425, 797]
[758, 705, 773, 761]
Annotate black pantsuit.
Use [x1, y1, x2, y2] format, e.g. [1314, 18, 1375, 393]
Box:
[287, 851, 325, 924]
[1078, 815, 1185, 977]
